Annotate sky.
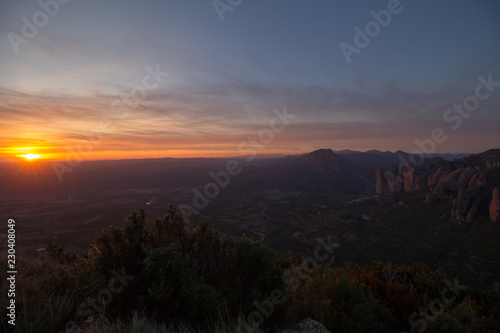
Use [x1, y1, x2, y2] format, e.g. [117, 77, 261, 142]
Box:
[0, 0, 499, 161]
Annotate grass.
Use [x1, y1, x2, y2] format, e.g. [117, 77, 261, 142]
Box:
[74, 312, 264, 333]
[1, 253, 83, 332]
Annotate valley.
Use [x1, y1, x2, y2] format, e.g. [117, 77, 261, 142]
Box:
[1, 148, 500, 289]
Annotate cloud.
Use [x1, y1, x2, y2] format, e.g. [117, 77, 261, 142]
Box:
[1, 73, 499, 159]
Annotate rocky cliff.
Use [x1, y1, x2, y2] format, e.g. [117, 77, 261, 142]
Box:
[490, 187, 500, 222]
[375, 149, 500, 222]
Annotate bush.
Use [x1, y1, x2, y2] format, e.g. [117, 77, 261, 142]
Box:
[286, 260, 397, 332]
[84, 205, 286, 329]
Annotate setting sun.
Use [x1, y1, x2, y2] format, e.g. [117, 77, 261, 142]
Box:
[20, 153, 41, 160]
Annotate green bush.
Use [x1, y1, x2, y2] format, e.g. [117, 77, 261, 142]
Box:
[286, 261, 397, 332]
[85, 205, 286, 328]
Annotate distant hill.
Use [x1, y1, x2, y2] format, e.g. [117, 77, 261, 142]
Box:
[229, 148, 373, 195]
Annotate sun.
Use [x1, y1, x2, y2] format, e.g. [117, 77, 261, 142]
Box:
[20, 153, 41, 161]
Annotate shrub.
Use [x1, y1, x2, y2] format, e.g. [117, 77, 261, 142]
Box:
[84, 205, 286, 329]
[286, 260, 396, 332]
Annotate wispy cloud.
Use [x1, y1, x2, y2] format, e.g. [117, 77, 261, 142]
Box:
[1, 73, 499, 160]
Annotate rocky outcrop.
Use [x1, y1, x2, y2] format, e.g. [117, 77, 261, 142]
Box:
[428, 167, 488, 222]
[427, 168, 484, 203]
[375, 166, 390, 196]
[391, 165, 405, 193]
[376, 157, 447, 196]
[278, 318, 331, 333]
[375, 149, 500, 222]
[467, 198, 481, 223]
[428, 164, 454, 187]
[376, 158, 442, 195]
[490, 187, 500, 222]
[452, 187, 475, 220]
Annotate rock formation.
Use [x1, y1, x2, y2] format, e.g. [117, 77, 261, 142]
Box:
[375, 149, 500, 222]
[467, 198, 481, 223]
[375, 166, 390, 196]
[490, 187, 500, 222]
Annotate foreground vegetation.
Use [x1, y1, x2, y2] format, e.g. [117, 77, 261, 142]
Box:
[2, 205, 500, 332]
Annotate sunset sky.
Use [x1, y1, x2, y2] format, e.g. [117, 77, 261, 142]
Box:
[1, 0, 499, 162]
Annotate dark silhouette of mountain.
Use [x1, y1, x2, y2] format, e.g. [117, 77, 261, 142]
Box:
[301, 148, 340, 172]
[225, 149, 374, 195]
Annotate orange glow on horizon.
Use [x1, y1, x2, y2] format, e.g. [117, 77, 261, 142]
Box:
[41, 148, 293, 162]
[2, 142, 301, 162]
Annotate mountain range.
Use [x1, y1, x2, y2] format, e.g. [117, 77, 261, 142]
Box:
[0, 149, 476, 198]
